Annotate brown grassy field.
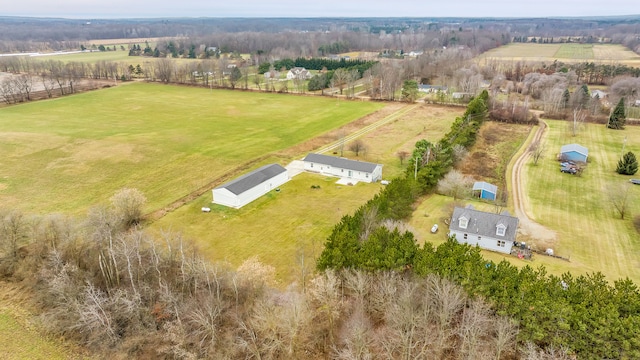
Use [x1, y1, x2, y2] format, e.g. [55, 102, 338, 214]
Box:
[477, 43, 640, 67]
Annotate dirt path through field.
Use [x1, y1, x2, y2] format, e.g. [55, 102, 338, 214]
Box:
[144, 102, 413, 222]
[510, 121, 558, 249]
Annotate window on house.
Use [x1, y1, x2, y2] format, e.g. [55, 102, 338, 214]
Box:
[366, 173, 369, 178]
[310, 163, 314, 168]
[459, 218, 468, 229]
[463, 233, 468, 240]
[497, 240, 506, 247]
[478, 236, 482, 242]
[496, 226, 506, 236]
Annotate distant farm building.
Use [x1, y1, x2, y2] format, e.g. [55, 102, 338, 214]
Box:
[212, 164, 289, 209]
[449, 205, 519, 254]
[286, 67, 313, 80]
[560, 143, 589, 162]
[263, 70, 280, 79]
[302, 153, 382, 183]
[418, 84, 448, 93]
[452, 92, 473, 100]
[472, 181, 498, 201]
[591, 90, 607, 99]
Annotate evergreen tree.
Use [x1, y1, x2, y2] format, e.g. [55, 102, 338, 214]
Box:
[401, 80, 419, 103]
[616, 151, 638, 175]
[579, 84, 590, 107]
[608, 97, 626, 130]
[562, 89, 570, 109]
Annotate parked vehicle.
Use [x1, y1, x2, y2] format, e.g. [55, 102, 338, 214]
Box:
[431, 224, 439, 233]
[561, 167, 577, 174]
[630, 179, 640, 185]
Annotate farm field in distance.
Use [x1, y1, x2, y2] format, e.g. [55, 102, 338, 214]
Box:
[0, 82, 384, 215]
[477, 43, 640, 67]
[150, 104, 463, 283]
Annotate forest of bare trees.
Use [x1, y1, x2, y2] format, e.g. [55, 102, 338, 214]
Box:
[0, 195, 575, 359]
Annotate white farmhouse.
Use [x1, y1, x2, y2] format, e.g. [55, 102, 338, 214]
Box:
[448, 205, 519, 254]
[286, 67, 312, 80]
[212, 164, 289, 209]
[302, 153, 382, 183]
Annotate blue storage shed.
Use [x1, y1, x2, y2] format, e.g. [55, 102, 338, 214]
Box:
[560, 144, 588, 163]
[473, 181, 498, 201]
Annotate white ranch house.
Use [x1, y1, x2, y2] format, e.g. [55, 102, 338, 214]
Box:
[302, 153, 382, 183]
[212, 164, 289, 209]
[449, 205, 519, 254]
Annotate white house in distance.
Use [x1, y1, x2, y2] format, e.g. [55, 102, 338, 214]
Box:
[448, 205, 519, 254]
[302, 153, 382, 183]
[286, 67, 313, 80]
[212, 164, 289, 209]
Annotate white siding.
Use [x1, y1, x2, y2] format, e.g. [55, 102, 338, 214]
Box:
[302, 161, 381, 183]
[449, 230, 513, 254]
[213, 171, 289, 209]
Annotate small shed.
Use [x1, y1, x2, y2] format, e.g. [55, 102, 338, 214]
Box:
[560, 143, 588, 163]
[473, 181, 498, 201]
[213, 164, 289, 209]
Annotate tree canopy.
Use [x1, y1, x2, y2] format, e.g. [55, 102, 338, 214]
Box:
[608, 97, 626, 130]
[617, 151, 638, 175]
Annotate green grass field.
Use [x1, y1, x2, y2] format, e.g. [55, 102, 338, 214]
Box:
[553, 44, 594, 59]
[50, 49, 133, 63]
[523, 120, 640, 282]
[0, 283, 88, 360]
[0, 82, 383, 215]
[150, 104, 462, 284]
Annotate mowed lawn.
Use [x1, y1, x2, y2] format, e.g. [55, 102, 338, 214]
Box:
[0, 82, 383, 214]
[524, 120, 640, 282]
[150, 104, 461, 283]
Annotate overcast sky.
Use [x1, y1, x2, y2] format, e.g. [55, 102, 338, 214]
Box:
[3, 0, 637, 19]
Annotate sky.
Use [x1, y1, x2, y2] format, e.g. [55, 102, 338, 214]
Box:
[3, 0, 637, 19]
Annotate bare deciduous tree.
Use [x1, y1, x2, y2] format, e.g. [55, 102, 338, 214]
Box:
[110, 188, 147, 227]
[397, 150, 409, 165]
[348, 139, 367, 157]
[437, 170, 474, 200]
[530, 140, 545, 165]
[609, 182, 633, 220]
[569, 107, 586, 137]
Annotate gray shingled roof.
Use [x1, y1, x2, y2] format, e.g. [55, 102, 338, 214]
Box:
[450, 206, 519, 242]
[303, 153, 380, 173]
[472, 181, 497, 194]
[215, 164, 286, 195]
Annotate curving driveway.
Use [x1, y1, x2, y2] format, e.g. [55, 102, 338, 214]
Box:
[510, 121, 558, 248]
